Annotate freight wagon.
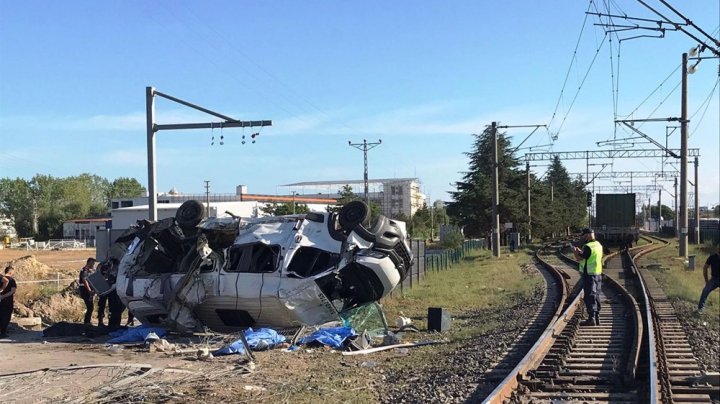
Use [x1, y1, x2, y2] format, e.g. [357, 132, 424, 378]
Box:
[593, 193, 639, 245]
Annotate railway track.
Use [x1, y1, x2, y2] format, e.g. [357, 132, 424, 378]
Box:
[519, 248, 641, 402]
[478, 248, 570, 397]
[631, 235, 718, 403]
[483, 243, 641, 402]
[483, 236, 720, 403]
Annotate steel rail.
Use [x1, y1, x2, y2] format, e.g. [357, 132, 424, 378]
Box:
[482, 247, 572, 403]
[630, 235, 669, 402]
[485, 240, 646, 402]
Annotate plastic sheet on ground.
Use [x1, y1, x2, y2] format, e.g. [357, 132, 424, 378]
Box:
[297, 326, 357, 349]
[213, 328, 287, 356]
[106, 325, 167, 344]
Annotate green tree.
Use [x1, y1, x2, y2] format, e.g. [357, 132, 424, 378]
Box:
[649, 204, 674, 221]
[327, 185, 359, 213]
[0, 174, 145, 239]
[446, 126, 527, 238]
[531, 156, 587, 238]
[408, 204, 431, 239]
[325, 185, 380, 223]
[109, 177, 146, 200]
[260, 202, 309, 216]
[0, 178, 35, 236]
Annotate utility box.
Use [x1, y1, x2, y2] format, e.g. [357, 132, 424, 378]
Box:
[687, 255, 696, 271]
[427, 307, 451, 332]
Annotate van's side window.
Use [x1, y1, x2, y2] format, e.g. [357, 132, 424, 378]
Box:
[225, 243, 280, 273]
[287, 247, 340, 277]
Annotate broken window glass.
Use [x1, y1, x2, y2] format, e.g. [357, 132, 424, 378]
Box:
[225, 243, 280, 273]
[287, 247, 340, 277]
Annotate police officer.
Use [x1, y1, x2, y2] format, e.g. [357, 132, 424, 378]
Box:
[573, 228, 603, 326]
[78, 258, 96, 325]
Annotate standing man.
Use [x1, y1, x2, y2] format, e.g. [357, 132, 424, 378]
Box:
[79, 258, 96, 325]
[573, 228, 603, 326]
[96, 261, 111, 327]
[698, 243, 720, 313]
[0, 266, 17, 338]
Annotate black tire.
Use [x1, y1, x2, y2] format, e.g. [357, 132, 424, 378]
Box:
[176, 200, 205, 230]
[338, 201, 370, 231]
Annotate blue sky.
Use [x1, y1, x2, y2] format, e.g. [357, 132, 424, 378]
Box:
[1, 1, 718, 208]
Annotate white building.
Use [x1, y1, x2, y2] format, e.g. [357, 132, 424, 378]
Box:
[62, 218, 111, 243]
[282, 178, 426, 218]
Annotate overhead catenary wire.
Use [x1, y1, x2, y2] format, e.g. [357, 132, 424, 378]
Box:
[617, 64, 681, 119]
[554, 33, 609, 137]
[547, 0, 595, 135]
[595, 0, 625, 137]
[689, 76, 720, 138]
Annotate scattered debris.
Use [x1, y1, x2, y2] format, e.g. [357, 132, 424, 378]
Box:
[213, 328, 286, 356]
[395, 316, 412, 328]
[106, 325, 167, 344]
[296, 326, 357, 349]
[341, 340, 447, 356]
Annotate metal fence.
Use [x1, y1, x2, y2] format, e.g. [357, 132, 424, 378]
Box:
[17, 275, 75, 291]
[395, 239, 484, 294]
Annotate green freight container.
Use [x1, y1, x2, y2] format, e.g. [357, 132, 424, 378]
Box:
[595, 193, 636, 228]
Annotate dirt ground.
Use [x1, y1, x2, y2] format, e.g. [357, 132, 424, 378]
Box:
[0, 248, 96, 276]
[0, 248, 389, 402]
[0, 323, 396, 403]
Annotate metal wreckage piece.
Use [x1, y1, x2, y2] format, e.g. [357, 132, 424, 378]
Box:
[113, 200, 413, 333]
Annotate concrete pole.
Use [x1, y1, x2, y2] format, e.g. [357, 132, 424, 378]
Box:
[146, 86, 157, 221]
[658, 189, 662, 229]
[694, 157, 700, 244]
[586, 152, 590, 227]
[491, 122, 500, 258]
[674, 177, 679, 236]
[526, 161, 531, 242]
[679, 53, 689, 258]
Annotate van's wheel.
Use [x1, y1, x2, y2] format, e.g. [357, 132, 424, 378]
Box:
[338, 201, 370, 232]
[176, 200, 205, 230]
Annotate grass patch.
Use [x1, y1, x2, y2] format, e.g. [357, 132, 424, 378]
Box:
[381, 248, 539, 331]
[637, 236, 719, 317]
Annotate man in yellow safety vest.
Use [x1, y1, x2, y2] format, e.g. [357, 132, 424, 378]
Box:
[572, 228, 603, 326]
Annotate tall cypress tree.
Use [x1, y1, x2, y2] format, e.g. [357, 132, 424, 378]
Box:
[541, 156, 587, 235]
[447, 125, 527, 238]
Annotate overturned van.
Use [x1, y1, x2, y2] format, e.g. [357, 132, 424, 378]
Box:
[114, 200, 413, 333]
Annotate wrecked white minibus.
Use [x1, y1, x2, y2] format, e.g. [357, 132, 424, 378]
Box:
[113, 200, 413, 332]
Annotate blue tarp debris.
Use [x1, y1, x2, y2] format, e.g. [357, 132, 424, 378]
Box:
[297, 326, 356, 349]
[213, 328, 287, 356]
[106, 325, 167, 344]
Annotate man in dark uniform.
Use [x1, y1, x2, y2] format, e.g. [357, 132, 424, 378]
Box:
[96, 261, 111, 327]
[573, 228, 604, 326]
[0, 265, 17, 338]
[698, 243, 720, 313]
[79, 258, 96, 325]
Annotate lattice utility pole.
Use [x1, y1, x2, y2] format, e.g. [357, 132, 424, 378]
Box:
[348, 139, 382, 203]
[146, 87, 272, 220]
[204, 180, 211, 218]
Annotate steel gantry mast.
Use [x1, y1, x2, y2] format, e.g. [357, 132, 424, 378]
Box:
[145, 87, 272, 220]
